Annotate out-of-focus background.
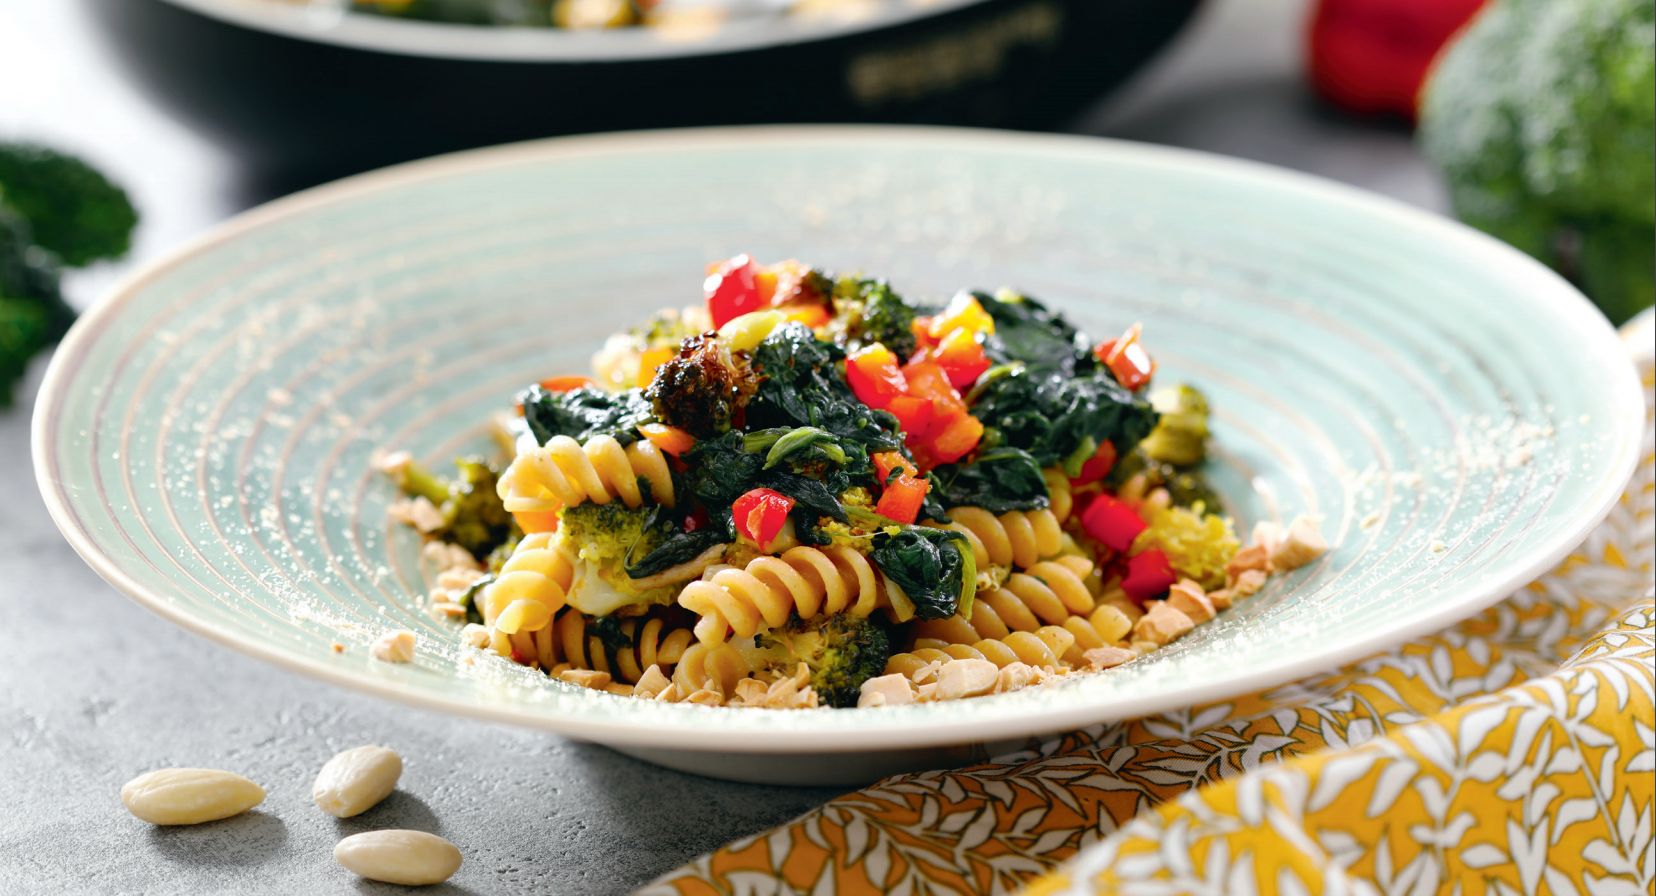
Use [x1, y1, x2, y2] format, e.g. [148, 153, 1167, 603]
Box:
[0, 0, 1650, 892]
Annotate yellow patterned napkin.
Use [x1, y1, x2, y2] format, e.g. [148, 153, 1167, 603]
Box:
[644, 318, 1654, 896]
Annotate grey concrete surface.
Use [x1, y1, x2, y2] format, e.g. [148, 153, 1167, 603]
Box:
[0, 0, 1444, 893]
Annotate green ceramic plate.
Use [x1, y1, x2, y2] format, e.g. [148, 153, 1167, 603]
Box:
[33, 128, 1644, 784]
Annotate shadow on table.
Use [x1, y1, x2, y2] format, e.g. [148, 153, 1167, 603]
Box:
[560, 741, 849, 883]
[330, 790, 444, 838]
[145, 810, 288, 867]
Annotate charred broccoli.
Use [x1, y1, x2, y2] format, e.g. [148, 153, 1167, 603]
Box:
[746, 614, 892, 708]
[646, 332, 757, 437]
[833, 276, 919, 358]
[1139, 383, 1210, 467]
[394, 456, 515, 559]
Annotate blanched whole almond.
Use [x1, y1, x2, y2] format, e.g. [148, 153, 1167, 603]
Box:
[120, 768, 265, 826]
[334, 830, 462, 886]
[312, 745, 402, 818]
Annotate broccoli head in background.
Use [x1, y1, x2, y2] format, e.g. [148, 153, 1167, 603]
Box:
[744, 613, 892, 708]
[0, 143, 138, 269]
[1419, 0, 1655, 323]
[0, 143, 138, 406]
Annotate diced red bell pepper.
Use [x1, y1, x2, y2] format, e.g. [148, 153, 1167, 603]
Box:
[705, 255, 762, 329]
[902, 362, 966, 416]
[513, 510, 559, 534]
[924, 412, 984, 466]
[1081, 494, 1148, 552]
[539, 375, 596, 393]
[1121, 548, 1176, 601]
[637, 423, 696, 456]
[1071, 440, 1118, 486]
[1094, 324, 1156, 391]
[885, 395, 935, 441]
[871, 451, 918, 484]
[733, 487, 795, 552]
[845, 344, 908, 407]
[926, 328, 992, 390]
[874, 474, 929, 524]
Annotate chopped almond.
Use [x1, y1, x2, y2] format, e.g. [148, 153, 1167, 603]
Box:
[1268, 517, 1328, 571]
[557, 669, 613, 691]
[1165, 579, 1216, 622]
[1083, 646, 1135, 670]
[633, 665, 672, 699]
[1132, 601, 1196, 646]
[934, 658, 999, 699]
[858, 674, 917, 707]
[1226, 544, 1269, 581]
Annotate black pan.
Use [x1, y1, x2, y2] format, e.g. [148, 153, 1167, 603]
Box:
[87, 0, 1202, 183]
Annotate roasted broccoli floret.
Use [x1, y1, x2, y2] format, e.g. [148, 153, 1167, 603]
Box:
[557, 502, 678, 616]
[746, 614, 892, 708]
[833, 277, 918, 358]
[0, 143, 138, 268]
[393, 456, 515, 559]
[645, 332, 757, 438]
[1140, 383, 1210, 467]
[1419, 0, 1655, 323]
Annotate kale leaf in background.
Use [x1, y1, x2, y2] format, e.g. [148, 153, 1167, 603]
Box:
[1419, 0, 1655, 324]
[0, 143, 137, 406]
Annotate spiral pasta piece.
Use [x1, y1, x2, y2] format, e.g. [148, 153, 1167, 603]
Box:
[677, 545, 881, 643]
[497, 434, 674, 513]
[1043, 468, 1074, 524]
[1059, 603, 1136, 664]
[913, 558, 1098, 643]
[885, 626, 1076, 679]
[480, 532, 574, 633]
[672, 640, 753, 698]
[934, 507, 1064, 571]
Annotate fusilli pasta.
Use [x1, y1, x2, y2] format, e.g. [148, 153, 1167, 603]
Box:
[913, 558, 1097, 643]
[480, 532, 574, 633]
[933, 507, 1064, 571]
[885, 626, 1076, 678]
[497, 434, 675, 512]
[677, 546, 882, 643]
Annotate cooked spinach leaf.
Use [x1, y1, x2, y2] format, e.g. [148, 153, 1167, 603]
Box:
[980, 290, 1092, 377]
[869, 526, 973, 620]
[747, 323, 904, 453]
[520, 385, 653, 446]
[931, 446, 1050, 512]
[970, 366, 1159, 468]
[625, 525, 729, 578]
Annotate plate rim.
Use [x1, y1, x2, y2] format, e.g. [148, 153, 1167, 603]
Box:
[33, 125, 1647, 753]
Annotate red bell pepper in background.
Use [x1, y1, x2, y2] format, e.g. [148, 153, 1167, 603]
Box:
[1308, 0, 1485, 121]
[1122, 548, 1176, 602]
[705, 254, 762, 328]
[1093, 324, 1155, 392]
[538, 375, 596, 393]
[733, 487, 795, 551]
[1080, 494, 1148, 552]
[1070, 440, 1118, 486]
